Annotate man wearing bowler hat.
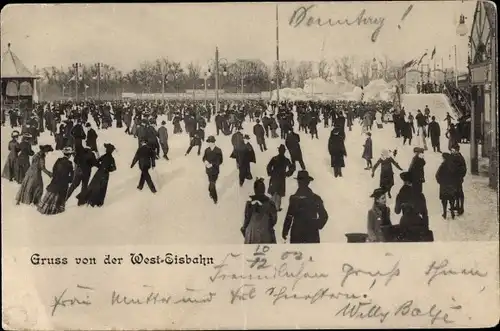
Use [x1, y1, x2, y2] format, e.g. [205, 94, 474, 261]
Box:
[202, 136, 223, 204]
[282, 170, 328, 243]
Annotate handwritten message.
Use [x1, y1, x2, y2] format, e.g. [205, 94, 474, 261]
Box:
[288, 4, 414, 42]
[3, 243, 497, 329]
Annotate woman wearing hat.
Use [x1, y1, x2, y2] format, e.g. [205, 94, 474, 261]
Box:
[241, 178, 278, 244]
[37, 147, 75, 215]
[15, 145, 54, 206]
[2, 131, 21, 181]
[328, 127, 347, 178]
[395, 171, 429, 229]
[78, 143, 117, 207]
[14, 133, 35, 184]
[367, 188, 392, 242]
[362, 132, 373, 170]
[371, 149, 403, 198]
[282, 170, 329, 243]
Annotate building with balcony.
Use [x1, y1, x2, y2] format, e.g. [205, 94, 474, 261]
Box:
[468, 0, 497, 190]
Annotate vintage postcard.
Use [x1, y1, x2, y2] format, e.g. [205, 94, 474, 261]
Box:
[1, 1, 499, 329]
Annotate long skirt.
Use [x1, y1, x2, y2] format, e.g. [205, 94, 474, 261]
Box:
[16, 170, 44, 205]
[78, 171, 109, 207]
[37, 191, 66, 215]
[15, 156, 30, 184]
[1, 156, 17, 181]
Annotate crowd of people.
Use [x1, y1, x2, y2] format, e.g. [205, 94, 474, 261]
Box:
[444, 82, 472, 117]
[2, 96, 468, 243]
[415, 81, 445, 94]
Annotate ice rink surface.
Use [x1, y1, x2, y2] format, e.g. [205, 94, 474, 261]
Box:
[1, 95, 498, 246]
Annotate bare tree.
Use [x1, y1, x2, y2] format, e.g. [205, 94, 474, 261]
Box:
[335, 56, 354, 83]
[318, 59, 331, 80]
[295, 61, 313, 88]
[360, 59, 371, 86]
[186, 61, 201, 90]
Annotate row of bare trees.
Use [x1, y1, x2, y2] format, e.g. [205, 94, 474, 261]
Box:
[35, 56, 403, 99]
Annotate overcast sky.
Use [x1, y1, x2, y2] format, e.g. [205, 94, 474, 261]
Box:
[1, 1, 476, 72]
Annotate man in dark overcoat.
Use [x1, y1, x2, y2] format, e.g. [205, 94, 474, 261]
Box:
[252, 118, 267, 152]
[282, 170, 329, 243]
[131, 140, 157, 193]
[428, 116, 441, 152]
[285, 128, 306, 170]
[266, 144, 296, 211]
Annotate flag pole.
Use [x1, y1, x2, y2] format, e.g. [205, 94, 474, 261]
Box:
[275, 3, 280, 105]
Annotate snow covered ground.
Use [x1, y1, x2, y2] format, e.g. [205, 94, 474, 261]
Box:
[2, 100, 498, 247]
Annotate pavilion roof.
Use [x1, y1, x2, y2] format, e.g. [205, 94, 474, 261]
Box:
[1, 43, 36, 79]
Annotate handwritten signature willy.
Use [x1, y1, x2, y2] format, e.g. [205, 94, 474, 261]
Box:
[340, 261, 401, 290]
[335, 299, 455, 325]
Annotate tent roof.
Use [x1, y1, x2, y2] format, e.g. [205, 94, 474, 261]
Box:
[1, 43, 36, 79]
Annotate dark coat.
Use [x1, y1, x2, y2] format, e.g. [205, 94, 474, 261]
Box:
[157, 126, 168, 144]
[253, 123, 266, 144]
[231, 131, 245, 151]
[362, 137, 373, 160]
[402, 121, 413, 139]
[78, 152, 116, 207]
[74, 148, 98, 174]
[242, 194, 277, 244]
[452, 152, 467, 182]
[71, 124, 86, 140]
[202, 146, 223, 178]
[85, 128, 98, 151]
[131, 145, 156, 170]
[428, 121, 441, 145]
[145, 126, 159, 145]
[285, 132, 302, 160]
[394, 184, 429, 228]
[266, 154, 295, 196]
[408, 156, 426, 183]
[282, 186, 328, 243]
[46, 157, 74, 196]
[328, 131, 346, 168]
[372, 157, 402, 188]
[435, 159, 459, 199]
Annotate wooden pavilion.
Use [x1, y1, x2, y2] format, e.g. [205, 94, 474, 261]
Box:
[1, 43, 38, 111]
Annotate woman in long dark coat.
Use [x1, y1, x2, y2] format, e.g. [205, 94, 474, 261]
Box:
[15, 133, 35, 183]
[77, 143, 117, 207]
[362, 132, 373, 170]
[328, 128, 347, 178]
[241, 178, 278, 244]
[37, 147, 75, 215]
[16, 145, 53, 205]
[435, 152, 458, 219]
[54, 124, 66, 150]
[2, 130, 21, 182]
[371, 149, 403, 198]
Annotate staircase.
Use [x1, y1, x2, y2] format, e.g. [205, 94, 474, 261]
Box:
[443, 84, 472, 118]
